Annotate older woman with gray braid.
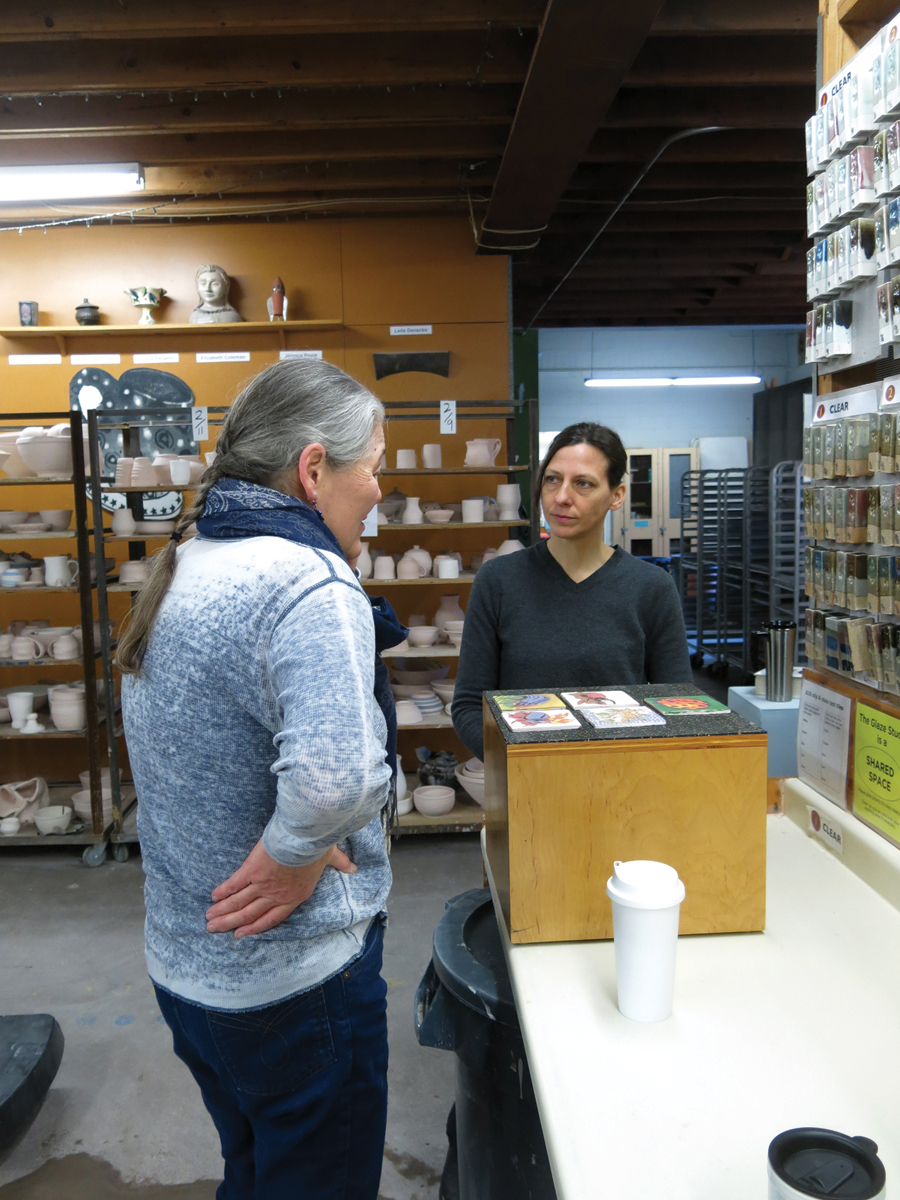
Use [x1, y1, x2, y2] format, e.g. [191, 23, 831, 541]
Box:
[118, 358, 406, 1200]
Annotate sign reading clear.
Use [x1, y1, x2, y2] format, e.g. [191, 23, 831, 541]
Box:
[810, 388, 878, 424]
[854, 701, 900, 842]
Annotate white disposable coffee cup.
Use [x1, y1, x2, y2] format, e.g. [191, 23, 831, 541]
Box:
[461, 498, 484, 523]
[606, 860, 685, 1023]
[396, 449, 417, 469]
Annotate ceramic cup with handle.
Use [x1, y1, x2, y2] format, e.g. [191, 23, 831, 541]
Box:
[10, 635, 44, 661]
[397, 557, 426, 580]
[44, 555, 78, 587]
[464, 438, 502, 467]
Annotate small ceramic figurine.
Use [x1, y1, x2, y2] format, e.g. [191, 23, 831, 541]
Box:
[190, 264, 242, 324]
[267, 277, 287, 322]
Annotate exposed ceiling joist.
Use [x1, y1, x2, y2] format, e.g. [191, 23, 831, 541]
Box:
[625, 36, 815, 85]
[651, 0, 816, 34]
[478, 0, 668, 253]
[0, 1, 544, 40]
[0, 30, 535, 94]
[583, 127, 806, 163]
[604, 85, 813, 128]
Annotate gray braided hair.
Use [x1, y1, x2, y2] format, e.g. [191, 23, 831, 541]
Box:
[116, 358, 384, 674]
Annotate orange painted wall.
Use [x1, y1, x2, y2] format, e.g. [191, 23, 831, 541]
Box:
[1, 215, 509, 783]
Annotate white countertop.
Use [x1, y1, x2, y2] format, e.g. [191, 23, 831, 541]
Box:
[482, 785, 900, 1200]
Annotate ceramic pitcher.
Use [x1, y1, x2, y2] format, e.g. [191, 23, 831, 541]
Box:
[464, 438, 502, 467]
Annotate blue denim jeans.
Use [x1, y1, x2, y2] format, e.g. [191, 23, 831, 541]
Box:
[154, 920, 388, 1200]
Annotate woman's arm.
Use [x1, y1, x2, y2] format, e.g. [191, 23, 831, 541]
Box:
[451, 569, 502, 760]
[645, 572, 693, 684]
[263, 579, 392, 866]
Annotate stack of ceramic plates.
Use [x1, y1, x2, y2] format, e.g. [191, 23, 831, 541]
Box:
[411, 688, 443, 716]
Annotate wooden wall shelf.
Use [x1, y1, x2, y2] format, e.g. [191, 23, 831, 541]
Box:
[0, 319, 342, 354]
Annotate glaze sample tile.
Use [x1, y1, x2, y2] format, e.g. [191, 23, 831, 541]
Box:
[560, 690, 639, 710]
[646, 695, 730, 717]
[495, 692, 566, 711]
[582, 706, 667, 729]
[502, 708, 582, 731]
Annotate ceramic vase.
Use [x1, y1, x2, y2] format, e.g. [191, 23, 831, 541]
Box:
[496, 538, 525, 556]
[402, 497, 423, 525]
[405, 545, 432, 575]
[434, 595, 465, 641]
[357, 543, 372, 580]
[111, 508, 137, 536]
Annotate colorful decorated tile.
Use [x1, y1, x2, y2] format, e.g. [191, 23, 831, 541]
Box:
[495, 692, 566, 711]
[645, 695, 730, 717]
[501, 708, 581, 731]
[582, 706, 667, 729]
[560, 690, 639, 710]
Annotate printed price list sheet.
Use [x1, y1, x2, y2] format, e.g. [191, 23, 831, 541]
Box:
[797, 679, 851, 807]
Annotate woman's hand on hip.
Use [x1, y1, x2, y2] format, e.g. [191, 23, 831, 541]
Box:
[205, 839, 357, 938]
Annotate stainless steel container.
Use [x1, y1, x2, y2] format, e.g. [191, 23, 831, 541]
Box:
[763, 620, 797, 703]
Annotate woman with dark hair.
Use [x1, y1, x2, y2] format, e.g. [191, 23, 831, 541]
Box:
[451, 421, 692, 760]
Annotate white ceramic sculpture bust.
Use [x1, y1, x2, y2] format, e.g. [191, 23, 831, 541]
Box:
[189, 264, 243, 324]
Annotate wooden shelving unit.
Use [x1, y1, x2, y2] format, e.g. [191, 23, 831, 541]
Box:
[0, 318, 342, 354]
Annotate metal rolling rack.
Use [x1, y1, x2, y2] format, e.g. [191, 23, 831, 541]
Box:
[0, 410, 111, 863]
[677, 470, 721, 667]
[769, 460, 808, 663]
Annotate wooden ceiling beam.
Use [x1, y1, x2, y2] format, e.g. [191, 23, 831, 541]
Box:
[132, 160, 498, 196]
[0, 2, 545, 40]
[651, 0, 816, 35]
[584, 127, 806, 163]
[478, 0, 667, 252]
[0, 84, 521, 138]
[625, 35, 815, 86]
[0, 30, 534, 95]
[0, 126, 510, 166]
[604, 85, 812, 127]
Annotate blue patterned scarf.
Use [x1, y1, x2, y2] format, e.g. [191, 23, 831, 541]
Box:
[197, 478, 406, 805]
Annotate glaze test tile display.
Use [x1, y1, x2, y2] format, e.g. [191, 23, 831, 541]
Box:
[646, 694, 731, 717]
[560, 690, 639, 710]
[502, 708, 582, 731]
[494, 693, 567, 711]
[582, 707, 667, 729]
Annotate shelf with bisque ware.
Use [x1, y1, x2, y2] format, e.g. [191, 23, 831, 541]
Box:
[0, 585, 80, 593]
[383, 646, 459, 658]
[98, 484, 196, 493]
[398, 797, 484, 835]
[0, 319, 343, 354]
[377, 520, 527, 531]
[381, 467, 528, 476]
[0, 720, 122, 740]
[0, 475, 75, 486]
[397, 713, 455, 730]
[0, 530, 76, 540]
[361, 575, 475, 588]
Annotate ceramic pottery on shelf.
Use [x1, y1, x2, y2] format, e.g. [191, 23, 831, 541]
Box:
[464, 438, 502, 467]
[190, 264, 242, 324]
[125, 286, 167, 325]
[402, 497, 423, 525]
[75, 298, 100, 326]
[404, 546, 432, 574]
[356, 543, 372, 580]
[434, 595, 465, 639]
[267, 277, 287, 322]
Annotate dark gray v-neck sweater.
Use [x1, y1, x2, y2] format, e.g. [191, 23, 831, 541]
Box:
[450, 542, 692, 760]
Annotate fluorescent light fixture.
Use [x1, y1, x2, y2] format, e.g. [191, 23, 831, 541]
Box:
[0, 163, 144, 202]
[584, 375, 762, 388]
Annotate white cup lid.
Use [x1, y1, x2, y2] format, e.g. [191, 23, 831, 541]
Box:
[606, 860, 685, 910]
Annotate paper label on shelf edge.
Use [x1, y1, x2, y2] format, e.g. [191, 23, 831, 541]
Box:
[811, 388, 878, 423]
[196, 351, 251, 363]
[191, 407, 209, 442]
[133, 352, 180, 364]
[390, 324, 432, 336]
[361, 504, 378, 538]
[71, 353, 120, 365]
[806, 804, 844, 855]
[440, 399, 457, 435]
[8, 354, 62, 365]
[280, 349, 323, 360]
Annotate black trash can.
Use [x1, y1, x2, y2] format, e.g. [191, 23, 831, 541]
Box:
[415, 889, 557, 1200]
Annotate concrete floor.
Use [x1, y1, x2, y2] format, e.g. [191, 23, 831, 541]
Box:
[0, 834, 484, 1199]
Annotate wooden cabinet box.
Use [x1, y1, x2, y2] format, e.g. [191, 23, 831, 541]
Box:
[483, 686, 768, 944]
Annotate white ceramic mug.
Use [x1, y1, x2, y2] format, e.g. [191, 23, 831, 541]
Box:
[397, 557, 426, 579]
[169, 458, 192, 486]
[373, 556, 396, 580]
[50, 634, 81, 661]
[461, 498, 484, 523]
[114, 457, 134, 486]
[437, 558, 460, 579]
[396, 449, 417, 469]
[44, 555, 78, 587]
[422, 444, 442, 469]
[0, 634, 11, 657]
[10, 636, 44, 661]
